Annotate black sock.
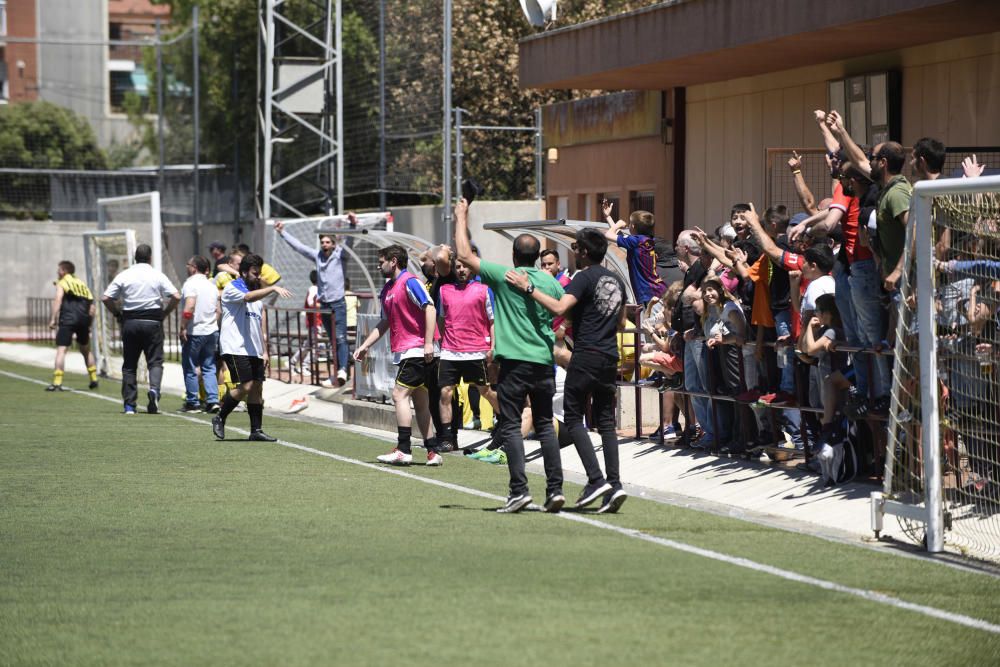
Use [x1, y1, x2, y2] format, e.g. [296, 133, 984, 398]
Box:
[397, 426, 412, 454]
[248, 403, 263, 431]
[468, 386, 481, 419]
[439, 420, 452, 444]
[219, 392, 240, 420]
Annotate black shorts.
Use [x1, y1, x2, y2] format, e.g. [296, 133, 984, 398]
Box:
[395, 357, 431, 389]
[438, 358, 488, 387]
[223, 354, 265, 383]
[56, 319, 91, 347]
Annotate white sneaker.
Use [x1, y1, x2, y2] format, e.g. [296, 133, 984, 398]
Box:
[337, 368, 348, 385]
[376, 448, 412, 465]
[285, 397, 308, 414]
[320, 378, 335, 388]
[426, 451, 443, 466]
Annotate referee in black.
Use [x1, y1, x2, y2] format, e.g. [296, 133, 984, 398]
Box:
[102, 244, 180, 415]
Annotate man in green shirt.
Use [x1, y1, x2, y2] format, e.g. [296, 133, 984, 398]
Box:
[870, 141, 912, 293]
[454, 198, 566, 514]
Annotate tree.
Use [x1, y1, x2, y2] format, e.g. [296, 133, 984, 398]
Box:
[0, 101, 108, 218]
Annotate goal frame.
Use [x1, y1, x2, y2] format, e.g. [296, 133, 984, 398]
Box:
[97, 191, 163, 272]
[871, 173, 1000, 553]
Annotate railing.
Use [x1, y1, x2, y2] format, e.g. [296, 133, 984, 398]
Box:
[617, 304, 891, 475]
[263, 305, 336, 386]
[26, 298, 55, 343]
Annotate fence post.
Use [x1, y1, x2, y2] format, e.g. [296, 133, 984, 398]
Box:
[455, 107, 463, 203]
[534, 106, 543, 200]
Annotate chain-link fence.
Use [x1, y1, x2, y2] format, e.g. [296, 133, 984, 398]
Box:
[883, 178, 1000, 561]
[455, 109, 542, 201]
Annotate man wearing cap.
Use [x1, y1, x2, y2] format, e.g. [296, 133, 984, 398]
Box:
[101, 244, 180, 414]
[274, 218, 351, 386]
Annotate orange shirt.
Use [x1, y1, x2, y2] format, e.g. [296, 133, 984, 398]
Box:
[747, 255, 775, 327]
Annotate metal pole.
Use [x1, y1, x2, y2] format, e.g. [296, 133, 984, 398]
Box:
[442, 0, 452, 242]
[535, 106, 543, 200]
[378, 0, 386, 212]
[454, 107, 462, 204]
[335, 0, 343, 214]
[232, 38, 241, 243]
[913, 191, 943, 552]
[192, 5, 201, 253]
[156, 19, 165, 198]
[261, 0, 275, 221]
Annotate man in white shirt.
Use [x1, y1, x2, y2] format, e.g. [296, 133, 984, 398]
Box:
[180, 255, 221, 413]
[102, 244, 180, 415]
[212, 253, 292, 442]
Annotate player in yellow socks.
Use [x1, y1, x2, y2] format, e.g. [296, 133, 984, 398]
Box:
[47, 261, 99, 391]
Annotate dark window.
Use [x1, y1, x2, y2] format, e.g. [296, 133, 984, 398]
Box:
[630, 190, 654, 216]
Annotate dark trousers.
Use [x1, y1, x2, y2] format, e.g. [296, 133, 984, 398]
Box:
[563, 350, 620, 488]
[497, 359, 562, 496]
[121, 319, 164, 408]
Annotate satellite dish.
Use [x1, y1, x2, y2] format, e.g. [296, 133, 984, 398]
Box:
[519, 0, 557, 27]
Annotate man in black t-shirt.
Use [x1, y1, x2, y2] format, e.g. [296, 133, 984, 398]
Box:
[505, 228, 629, 513]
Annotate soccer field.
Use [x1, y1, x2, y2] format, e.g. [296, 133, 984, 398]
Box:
[2, 360, 999, 666]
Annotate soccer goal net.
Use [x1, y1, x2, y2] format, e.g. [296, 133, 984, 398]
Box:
[876, 174, 1000, 561]
[83, 229, 137, 379]
[90, 192, 177, 383]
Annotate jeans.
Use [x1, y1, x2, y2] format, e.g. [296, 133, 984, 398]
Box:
[563, 350, 620, 488]
[321, 298, 350, 374]
[773, 309, 795, 393]
[848, 259, 890, 399]
[496, 360, 563, 496]
[121, 319, 164, 408]
[684, 339, 712, 438]
[182, 331, 219, 405]
[833, 261, 864, 392]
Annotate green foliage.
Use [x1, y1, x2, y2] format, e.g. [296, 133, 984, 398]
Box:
[0, 101, 108, 218]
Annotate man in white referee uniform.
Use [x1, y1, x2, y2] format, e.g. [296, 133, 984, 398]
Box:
[212, 253, 292, 442]
[101, 244, 180, 415]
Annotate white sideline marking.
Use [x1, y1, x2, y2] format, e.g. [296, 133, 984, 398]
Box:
[8, 368, 1000, 635]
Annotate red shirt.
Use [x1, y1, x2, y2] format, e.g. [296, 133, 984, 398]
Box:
[831, 181, 873, 263]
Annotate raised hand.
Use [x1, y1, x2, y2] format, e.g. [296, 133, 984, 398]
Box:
[962, 154, 986, 178]
[788, 150, 803, 172]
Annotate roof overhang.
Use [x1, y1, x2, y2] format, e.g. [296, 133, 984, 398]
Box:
[518, 0, 1000, 90]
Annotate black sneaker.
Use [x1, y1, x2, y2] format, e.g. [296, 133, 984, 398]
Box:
[204, 403, 220, 414]
[45, 384, 65, 392]
[88, 380, 99, 390]
[249, 430, 277, 442]
[147, 389, 159, 414]
[212, 415, 225, 440]
[870, 396, 890, 416]
[575, 480, 612, 509]
[496, 493, 532, 514]
[597, 488, 628, 514]
[180, 403, 202, 413]
[543, 492, 565, 513]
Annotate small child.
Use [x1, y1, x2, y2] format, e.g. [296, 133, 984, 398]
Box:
[802, 293, 849, 485]
[603, 201, 666, 306]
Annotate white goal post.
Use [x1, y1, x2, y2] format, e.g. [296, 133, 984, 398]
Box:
[82, 229, 138, 378]
[97, 192, 163, 272]
[872, 173, 1000, 558]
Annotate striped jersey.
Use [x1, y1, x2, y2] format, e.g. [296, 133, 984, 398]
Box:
[56, 273, 93, 323]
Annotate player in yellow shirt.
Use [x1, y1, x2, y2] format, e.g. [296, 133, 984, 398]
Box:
[47, 261, 99, 391]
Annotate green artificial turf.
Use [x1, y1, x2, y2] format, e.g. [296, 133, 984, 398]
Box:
[1, 360, 999, 666]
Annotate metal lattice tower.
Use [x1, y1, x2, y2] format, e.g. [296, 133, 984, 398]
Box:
[256, 0, 343, 220]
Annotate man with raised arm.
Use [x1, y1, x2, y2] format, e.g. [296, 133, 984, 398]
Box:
[454, 198, 566, 514]
[274, 218, 351, 386]
[505, 228, 629, 513]
[212, 253, 292, 442]
[353, 244, 443, 467]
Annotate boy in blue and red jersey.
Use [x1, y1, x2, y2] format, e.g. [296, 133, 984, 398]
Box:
[602, 201, 666, 306]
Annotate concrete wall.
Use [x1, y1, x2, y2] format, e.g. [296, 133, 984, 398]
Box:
[2, 219, 252, 324]
[383, 200, 546, 266]
[684, 31, 1000, 230]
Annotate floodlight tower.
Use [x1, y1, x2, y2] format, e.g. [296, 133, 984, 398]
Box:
[256, 0, 344, 221]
